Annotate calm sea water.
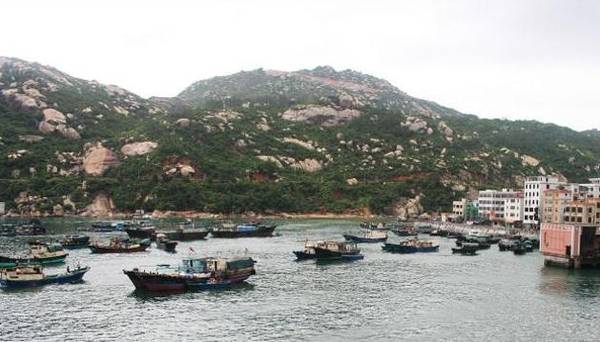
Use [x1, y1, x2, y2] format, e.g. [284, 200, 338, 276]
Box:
[1, 218, 600, 342]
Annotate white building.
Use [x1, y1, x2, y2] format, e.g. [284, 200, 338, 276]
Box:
[504, 195, 524, 224]
[523, 176, 567, 227]
[478, 189, 523, 222]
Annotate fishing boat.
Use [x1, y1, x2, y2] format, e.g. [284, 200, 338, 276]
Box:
[125, 221, 156, 240]
[360, 222, 390, 231]
[512, 242, 528, 255]
[415, 223, 433, 234]
[89, 237, 150, 254]
[343, 230, 387, 243]
[0, 224, 17, 237]
[382, 238, 439, 254]
[451, 243, 479, 255]
[498, 239, 514, 251]
[293, 241, 326, 260]
[210, 223, 276, 238]
[162, 228, 209, 241]
[312, 241, 364, 261]
[123, 257, 256, 292]
[60, 235, 90, 249]
[391, 226, 418, 237]
[0, 265, 89, 289]
[0, 242, 68, 268]
[155, 233, 178, 253]
[15, 219, 47, 236]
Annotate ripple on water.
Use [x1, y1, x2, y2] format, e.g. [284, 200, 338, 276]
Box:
[1, 219, 599, 341]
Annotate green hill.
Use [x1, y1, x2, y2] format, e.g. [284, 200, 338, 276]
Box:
[1, 57, 598, 217]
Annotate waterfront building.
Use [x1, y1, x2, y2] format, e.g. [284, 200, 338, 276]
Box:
[504, 194, 524, 224]
[563, 198, 600, 225]
[541, 223, 600, 268]
[541, 188, 573, 224]
[478, 189, 522, 223]
[523, 176, 568, 227]
[452, 199, 468, 218]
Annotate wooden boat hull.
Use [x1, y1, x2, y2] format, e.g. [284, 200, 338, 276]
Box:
[125, 228, 156, 240]
[123, 269, 255, 292]
[163, 230, 209, 241]
[211, 226, 276, 238]
[89, 244, 149, 254]
[343, 234, 387, 243]
[382, 244, 439, 254]
[0, 254, 68, 268]
[0, 267, 89, 289]
[392, 230, 418, 237]
[293, 250, 317, 260]
[157, 241, 178, 253]
[313, 247, 363, 261]
[451, 247, 477, 255]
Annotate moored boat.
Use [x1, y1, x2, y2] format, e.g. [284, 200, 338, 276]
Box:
[89, 237, 150, 254]
[343, 230, 387, 243]
[0, 265, 89, 289]
[210, 223, 276, 238]
[452, 243, 479, 255]
[293, 240, 326, 260]
[155, 233, 178, 253]
[498, 239, 514, 251]
[123, 257, 256, 292]
[125, 221, 156, 240]
[382, 238, 439, 254]
[391, 226, 418, 237]
[312, 241, 364, 261]
[0, 242, 68, 268]
[61, 235, 90, 249]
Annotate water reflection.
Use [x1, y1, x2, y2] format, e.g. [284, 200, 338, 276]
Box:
[539, 266, 600, 298]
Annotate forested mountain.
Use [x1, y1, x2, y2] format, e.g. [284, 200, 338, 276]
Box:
[1, 57, 598, 217]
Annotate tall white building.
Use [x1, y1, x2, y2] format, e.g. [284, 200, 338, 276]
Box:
[504, 195, 524, 224]
[478, 189, 522, 222]
[523, 176, 567, 227]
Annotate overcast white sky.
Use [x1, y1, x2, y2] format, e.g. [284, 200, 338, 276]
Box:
[3, 0, 599, 131]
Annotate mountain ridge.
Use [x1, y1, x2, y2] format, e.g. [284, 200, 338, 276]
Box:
[1, 56, 598, 217]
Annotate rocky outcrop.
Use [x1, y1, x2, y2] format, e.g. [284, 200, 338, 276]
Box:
[281, 105, 361, 127]
[83, 144, 120, 176]
[175, 118, 191, 127]
[387, 196, 424, 220]
[82, 193, 115, 217]
[121, 141, 158, 156]
[18, 135, 44, 143]
[290, 158, 323, 172]
[521, 155, 540, 167]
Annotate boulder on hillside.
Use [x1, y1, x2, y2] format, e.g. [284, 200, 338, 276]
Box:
[83, 144, 120, 176]
[121, 141, 158, 156]
[281, 105, 361, 127]
[82, 193, 115, 217]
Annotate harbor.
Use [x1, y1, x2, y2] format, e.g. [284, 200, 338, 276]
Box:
[1, 218, 600, 341]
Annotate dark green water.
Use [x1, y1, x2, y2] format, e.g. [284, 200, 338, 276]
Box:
[1, 219, 600, 341]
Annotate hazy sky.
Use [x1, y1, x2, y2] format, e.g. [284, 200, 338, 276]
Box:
[3, 0, 599, 131]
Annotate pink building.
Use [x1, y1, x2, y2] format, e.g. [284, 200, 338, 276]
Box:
[540, 223, 600, 268]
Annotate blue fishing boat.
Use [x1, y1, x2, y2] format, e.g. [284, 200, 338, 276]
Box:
[0, 265, 89, 289]
[382, 238, 439, 254]
[123, 257, 256, 292]
[343, 230, 387, 243]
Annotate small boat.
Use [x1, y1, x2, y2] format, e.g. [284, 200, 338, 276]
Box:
[0, 265, 89, 289]
[60, 235, 90, 249]
[161, 220, 209, 241]
[89, 237, 150, 254]
[382, 238, 439, 254]
[452, 243, 479, 255]
[125, 221, 156, 240]
[210, 223, 276, 238]
[0, 242, 68, 268]
[155, 233, 178, 253]
[498, 239, 514, 251]
[0, 224, 17, 237]
[512, 242, 528, 255]
[312, 241, 364, 261]
[123, 257, 256, 292]
[391, 226, 418, 237]
[293, 240, 326, 260]
[343, 230, 387, 243]
[14, 219, 47, 236]
[416, 224, 433, 234]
